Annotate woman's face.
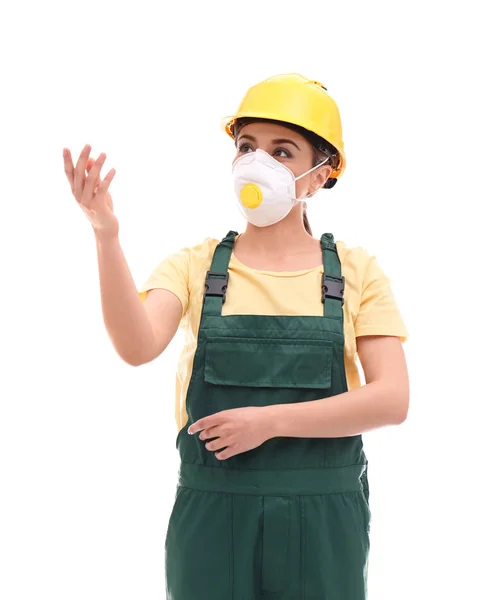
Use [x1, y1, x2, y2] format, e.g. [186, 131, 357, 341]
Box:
[233, 121, 332, 198]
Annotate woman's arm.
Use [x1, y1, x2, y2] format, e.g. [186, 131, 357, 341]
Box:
[188, 335, 410, 461]
[96, 233, 182, 366]
[63, 146, 182, 367]
[268, 335, 409, 438]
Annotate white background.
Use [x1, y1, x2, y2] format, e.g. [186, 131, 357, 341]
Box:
[1, 0, 476, 598]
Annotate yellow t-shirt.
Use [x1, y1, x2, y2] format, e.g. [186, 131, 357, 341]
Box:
[138, 235, 409, 433]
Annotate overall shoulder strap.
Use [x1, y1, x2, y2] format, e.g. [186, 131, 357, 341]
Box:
[202, 230, 237, 317]
[202, 230, 345, 320]
[320, 233, 345, 320]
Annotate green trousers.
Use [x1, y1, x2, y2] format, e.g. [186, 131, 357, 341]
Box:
[165, 231, 371, 599]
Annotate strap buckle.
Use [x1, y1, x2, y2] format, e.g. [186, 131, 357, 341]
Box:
[204, 270, 229, 304]
[321, 272, 345, 306]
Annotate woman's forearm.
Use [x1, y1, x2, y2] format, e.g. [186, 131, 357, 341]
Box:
[95, 231, 155, 365]
[267, 381, 409, 439]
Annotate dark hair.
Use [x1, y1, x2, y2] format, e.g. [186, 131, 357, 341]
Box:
[233, 117, 340, 235]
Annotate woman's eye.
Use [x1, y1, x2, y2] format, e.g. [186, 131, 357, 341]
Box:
[273, 147, 291, 158]
[238, 143, 253, 153]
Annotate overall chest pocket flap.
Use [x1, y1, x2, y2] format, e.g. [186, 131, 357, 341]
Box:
[204, 337, 333, 389]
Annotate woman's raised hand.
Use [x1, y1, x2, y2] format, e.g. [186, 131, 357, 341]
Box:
[63, 144, 118, 238]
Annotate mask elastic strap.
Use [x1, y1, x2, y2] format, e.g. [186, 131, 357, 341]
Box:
[294, 156, 330, 182]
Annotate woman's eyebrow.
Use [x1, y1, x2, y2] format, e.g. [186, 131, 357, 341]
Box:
[236, 134, 301, 152]
[271, 138, 301, 151]
[237, 134, 256, 143]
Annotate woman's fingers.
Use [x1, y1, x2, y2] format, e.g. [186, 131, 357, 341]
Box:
[74, 144, 92, 201]
[63, 146, 93, 199]
[199, 426, 223, 441]
[97, 168, 116, 206]
[82, 152, 106, 209]
[205, 438, 230, 451]
[201, 425, 235, 452]
[74, 144, 91, 202]
[86, 157, 98, 196]
[63, 148, 75, 194]
[64, 144, 119, 236]
[85, 156, 95, 172]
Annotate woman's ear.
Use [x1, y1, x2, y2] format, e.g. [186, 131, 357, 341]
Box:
[308, 165, 333, 196]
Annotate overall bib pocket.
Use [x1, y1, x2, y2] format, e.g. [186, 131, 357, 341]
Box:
[204, 337, 333, 389]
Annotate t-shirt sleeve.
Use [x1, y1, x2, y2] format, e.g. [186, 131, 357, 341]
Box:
[137, 246, 190, 319]
[354, 250, 409, 343]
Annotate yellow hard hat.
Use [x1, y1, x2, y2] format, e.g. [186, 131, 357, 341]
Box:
[221, 73, 346, 181]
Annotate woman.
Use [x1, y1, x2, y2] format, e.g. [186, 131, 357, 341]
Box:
[63, 73, 409, 599]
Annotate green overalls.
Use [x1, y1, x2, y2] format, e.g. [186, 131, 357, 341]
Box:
[165, 230, 371, 600]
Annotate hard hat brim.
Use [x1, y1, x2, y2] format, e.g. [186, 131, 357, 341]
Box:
[220, 113, 345, 180]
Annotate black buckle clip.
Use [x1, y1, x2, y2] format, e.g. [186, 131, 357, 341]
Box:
[321, 272, 345, 305]
[204, 270, 229, 304]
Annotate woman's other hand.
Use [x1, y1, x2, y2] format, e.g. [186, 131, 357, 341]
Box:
[188, 406, 277, 460]
[63, 144, 118, 239]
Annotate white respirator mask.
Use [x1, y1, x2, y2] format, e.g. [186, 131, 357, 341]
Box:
[232, 149, 329, 227]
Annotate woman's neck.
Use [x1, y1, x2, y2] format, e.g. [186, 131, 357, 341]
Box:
[233, 207, 323, 271]
[238, 206, 318, 259]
